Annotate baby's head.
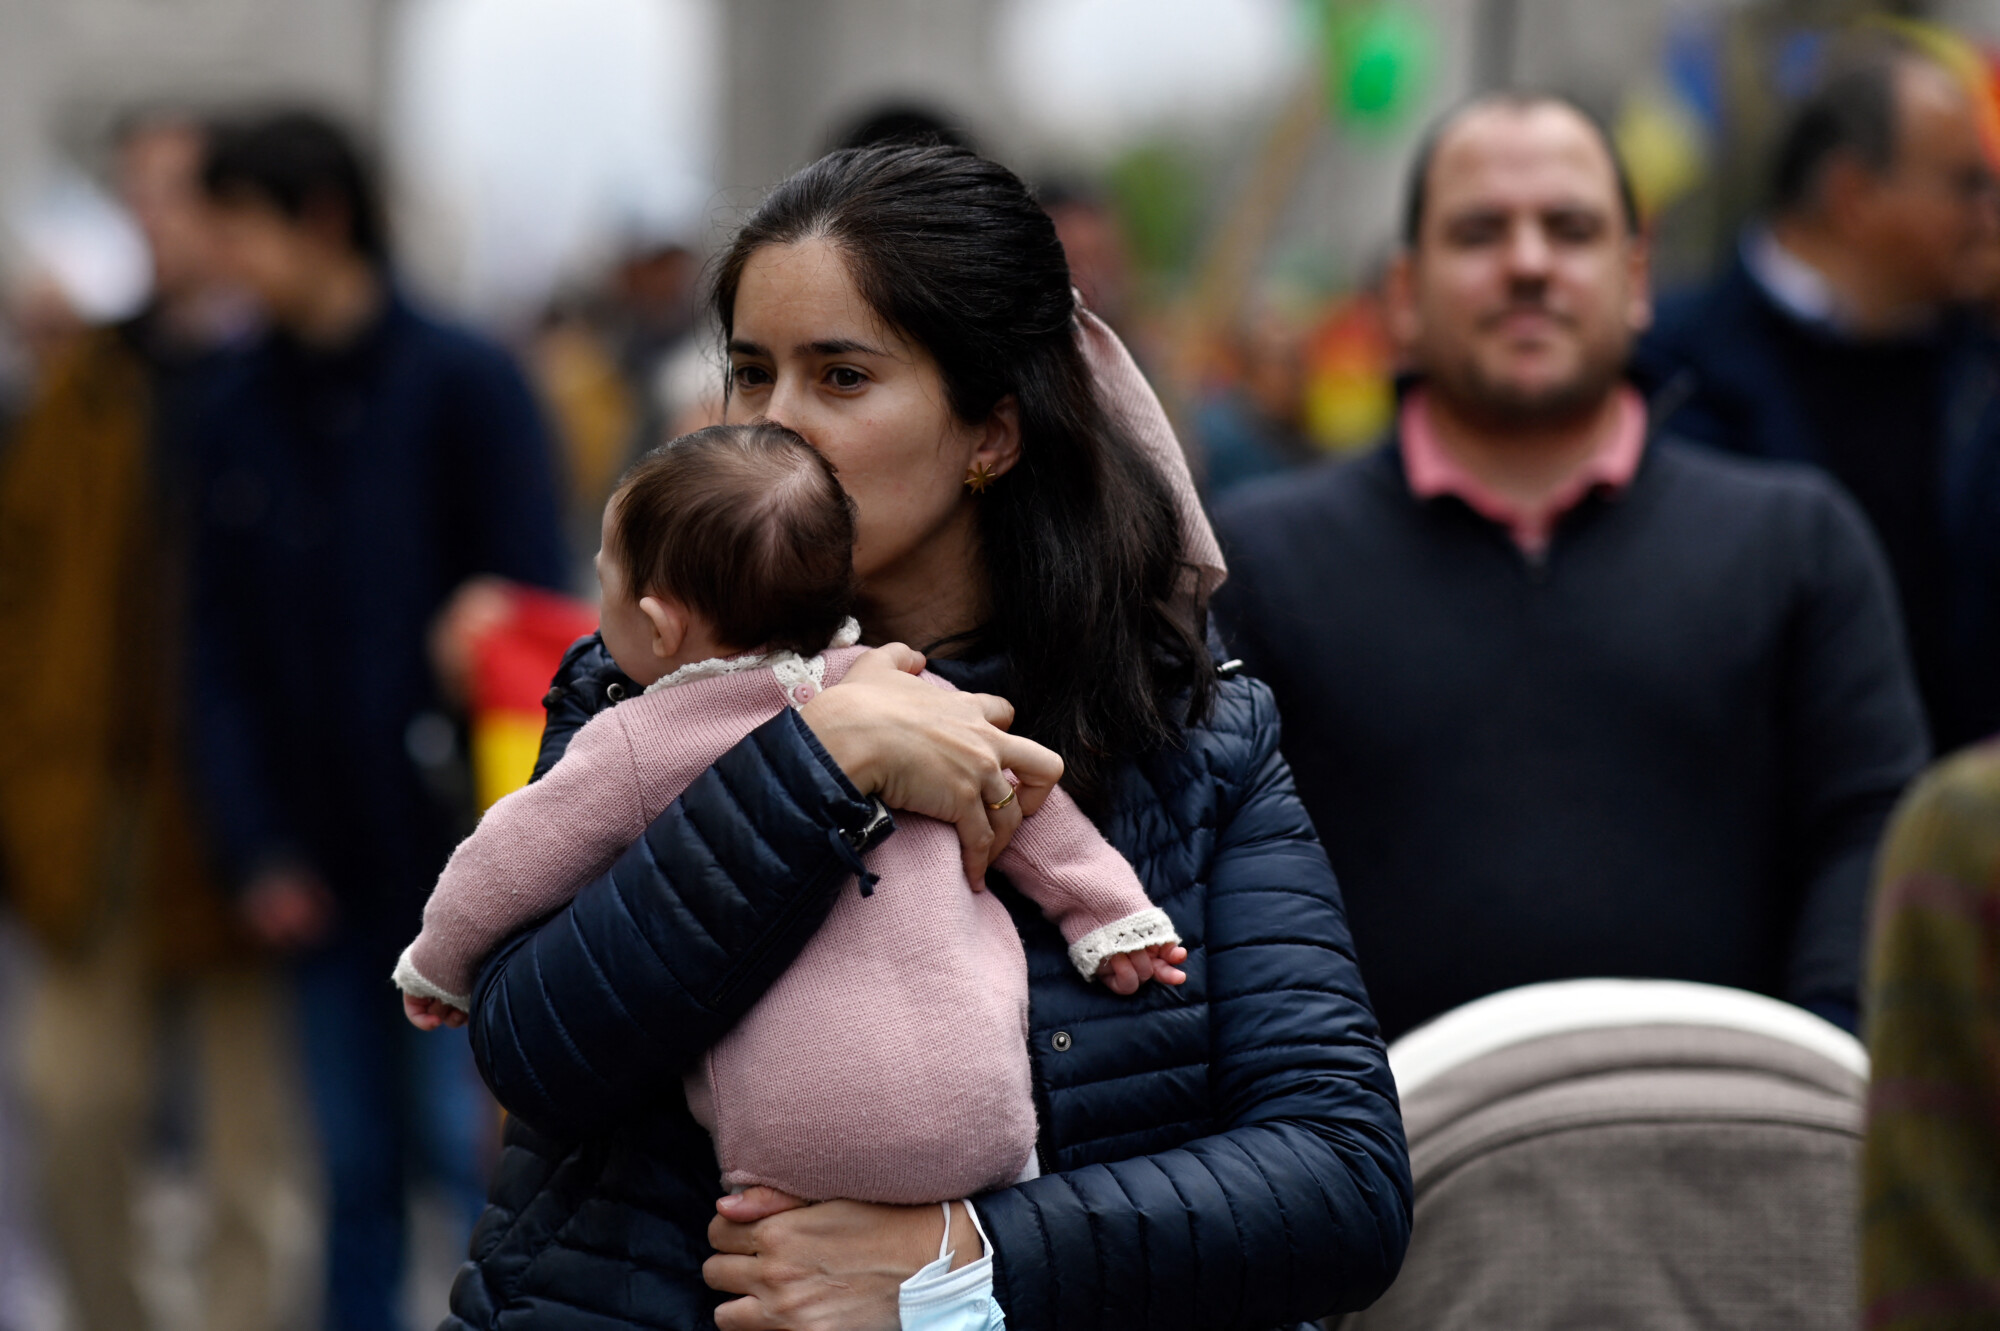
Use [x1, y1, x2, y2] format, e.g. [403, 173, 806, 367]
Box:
[597, 423, 856, 685]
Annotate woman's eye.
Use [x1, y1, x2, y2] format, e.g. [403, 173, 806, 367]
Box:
[731, 364, 771, 389]
[826, 367, 866, 390]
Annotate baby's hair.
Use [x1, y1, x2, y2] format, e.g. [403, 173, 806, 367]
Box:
[612, 423, 857, 656]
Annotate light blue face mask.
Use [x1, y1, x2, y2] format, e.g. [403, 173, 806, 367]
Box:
[899, 1201, 1006, 1331]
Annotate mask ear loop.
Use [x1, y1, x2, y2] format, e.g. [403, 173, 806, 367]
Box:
[961, 1197, 993, 1257]
[935, 1199, 994, 1264]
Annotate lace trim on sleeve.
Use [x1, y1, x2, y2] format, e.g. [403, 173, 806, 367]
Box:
[392, 944, 473, 1012]
[1067, 907, 1181, 982]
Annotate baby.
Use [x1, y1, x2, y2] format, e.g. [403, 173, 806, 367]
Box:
[394, 423, 1185, 1204]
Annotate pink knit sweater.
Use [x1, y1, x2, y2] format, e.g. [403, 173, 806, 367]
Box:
[395, 645, 1177, 1203]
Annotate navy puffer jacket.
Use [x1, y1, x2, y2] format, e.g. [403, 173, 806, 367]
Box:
[443, 639, 1410, 1331]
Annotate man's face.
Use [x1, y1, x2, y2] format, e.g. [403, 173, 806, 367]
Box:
[1389, 103, 1651, 427]
[205, 194, 327, 327]
[1852, 62, 1997, 306]
[116, 122, 216, 301]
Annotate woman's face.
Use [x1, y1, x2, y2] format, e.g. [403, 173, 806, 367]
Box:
[724, 238, 1017, 610]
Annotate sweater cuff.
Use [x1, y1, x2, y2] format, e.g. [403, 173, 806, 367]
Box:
[392, 943, 471, 1012]
[1067, 908, 1181, 981]
[772, 706, 889, 850]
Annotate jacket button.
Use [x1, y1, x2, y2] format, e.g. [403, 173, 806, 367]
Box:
[1051, 1031, 1072, 1052]
[543, 686, 565, 708]
[606, 682, 627, 702]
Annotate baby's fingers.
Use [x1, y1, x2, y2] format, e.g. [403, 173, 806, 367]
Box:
[403, 994, 441, 1030]
[1100, 953, 1139, 995]
[404, 994, 472, 1030]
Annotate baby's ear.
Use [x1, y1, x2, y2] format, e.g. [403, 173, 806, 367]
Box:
[637, 595, 688, 660]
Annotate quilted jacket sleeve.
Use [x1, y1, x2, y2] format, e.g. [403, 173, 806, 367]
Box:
[976, 682, 1413, 1330]
[466, 648, 891, 1139]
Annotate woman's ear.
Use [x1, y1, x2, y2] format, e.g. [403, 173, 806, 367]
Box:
[636, 595, 689, 662]
[973, 395, 1023, 479]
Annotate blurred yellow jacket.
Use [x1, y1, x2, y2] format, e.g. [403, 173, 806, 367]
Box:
[0, 325, 242, 972]
[1862, 738, 2000, 1330]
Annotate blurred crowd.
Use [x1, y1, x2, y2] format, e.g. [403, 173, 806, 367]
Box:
[1, 12, 2000, 1331]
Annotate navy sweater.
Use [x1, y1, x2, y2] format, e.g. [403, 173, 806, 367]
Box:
[1212, 437, 1928, 1040]
[1638, 250, 2000, 752]
[187, 291, 568, 943]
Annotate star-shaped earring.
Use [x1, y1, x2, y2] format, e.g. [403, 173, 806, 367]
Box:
[964, 460, 999, 493]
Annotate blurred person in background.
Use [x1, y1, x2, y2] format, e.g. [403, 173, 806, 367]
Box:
[1638, 42, 2000, 756]
[187, 109, 567, 1331]
[1040, 179, 1136, 333]
[826, 99, 977, 155]
[1193, 308, 1318, 499]
[1213, 93, 1927, 1040]
[1861, 734, 2000, 1329]
[0, 110, 298, 1331]
[599, 236, 703, 450]
[0, 278, 88, 427]
[530, 233, 707, 564]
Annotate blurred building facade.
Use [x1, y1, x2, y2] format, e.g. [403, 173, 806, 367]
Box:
[0, 0, 386, 199]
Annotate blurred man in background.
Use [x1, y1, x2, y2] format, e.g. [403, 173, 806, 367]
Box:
[529, 232, 704, 563]
[188, 110, 567, 1331]
[1639, 44, 2000, 755]
[0, 111, 299, 1331]
[1213, 93, 1927, 1040]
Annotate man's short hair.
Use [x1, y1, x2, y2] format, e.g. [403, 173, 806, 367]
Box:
[1769, 50, 1910, 217]
[613, 423, 857, 656]
[201, 109, 388, 264]
[1400, 92, 1641, 246]
[828, 102, 976, 155]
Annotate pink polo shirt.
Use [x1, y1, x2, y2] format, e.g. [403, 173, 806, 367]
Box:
[1399, 386, 1648, 557]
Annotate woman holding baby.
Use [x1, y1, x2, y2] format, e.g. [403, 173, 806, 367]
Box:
[441, 145, 1410, 1331]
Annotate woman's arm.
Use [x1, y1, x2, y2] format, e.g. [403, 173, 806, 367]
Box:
[468, 704, 888, 1137]
[977, 681, 1411, 1329]
[467, 642, 1065, 1138]
[703, 679, 1413, 1330]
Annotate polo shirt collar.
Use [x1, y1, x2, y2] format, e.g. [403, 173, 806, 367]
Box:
[1399, 385, 1647, 558]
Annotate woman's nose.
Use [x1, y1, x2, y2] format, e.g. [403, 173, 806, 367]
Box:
[759, 376, 808, 433]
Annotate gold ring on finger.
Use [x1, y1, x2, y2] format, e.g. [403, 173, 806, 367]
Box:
[987, 786, 1017, 811]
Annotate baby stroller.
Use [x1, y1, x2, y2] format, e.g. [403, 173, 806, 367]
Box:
[1332, 979, 1867, 1331]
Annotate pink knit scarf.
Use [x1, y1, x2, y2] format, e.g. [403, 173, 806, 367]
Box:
[1073, 299, 1228, 604]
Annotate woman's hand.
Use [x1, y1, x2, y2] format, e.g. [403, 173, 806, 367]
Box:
[798, 644, 1064, 886]
[704, 1188, 983, 1331]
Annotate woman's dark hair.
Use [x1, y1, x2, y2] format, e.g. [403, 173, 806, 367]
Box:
[614, 423, 856, 657]
[712, 144, 1212, 807]
[200, 109, 389, 264]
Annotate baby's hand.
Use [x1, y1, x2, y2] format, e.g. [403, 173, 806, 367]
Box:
[1097, 943, 1189, 996]
[403, 993, 469, 1031]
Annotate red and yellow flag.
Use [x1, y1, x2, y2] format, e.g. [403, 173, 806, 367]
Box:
[469, 584, 598, 810]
